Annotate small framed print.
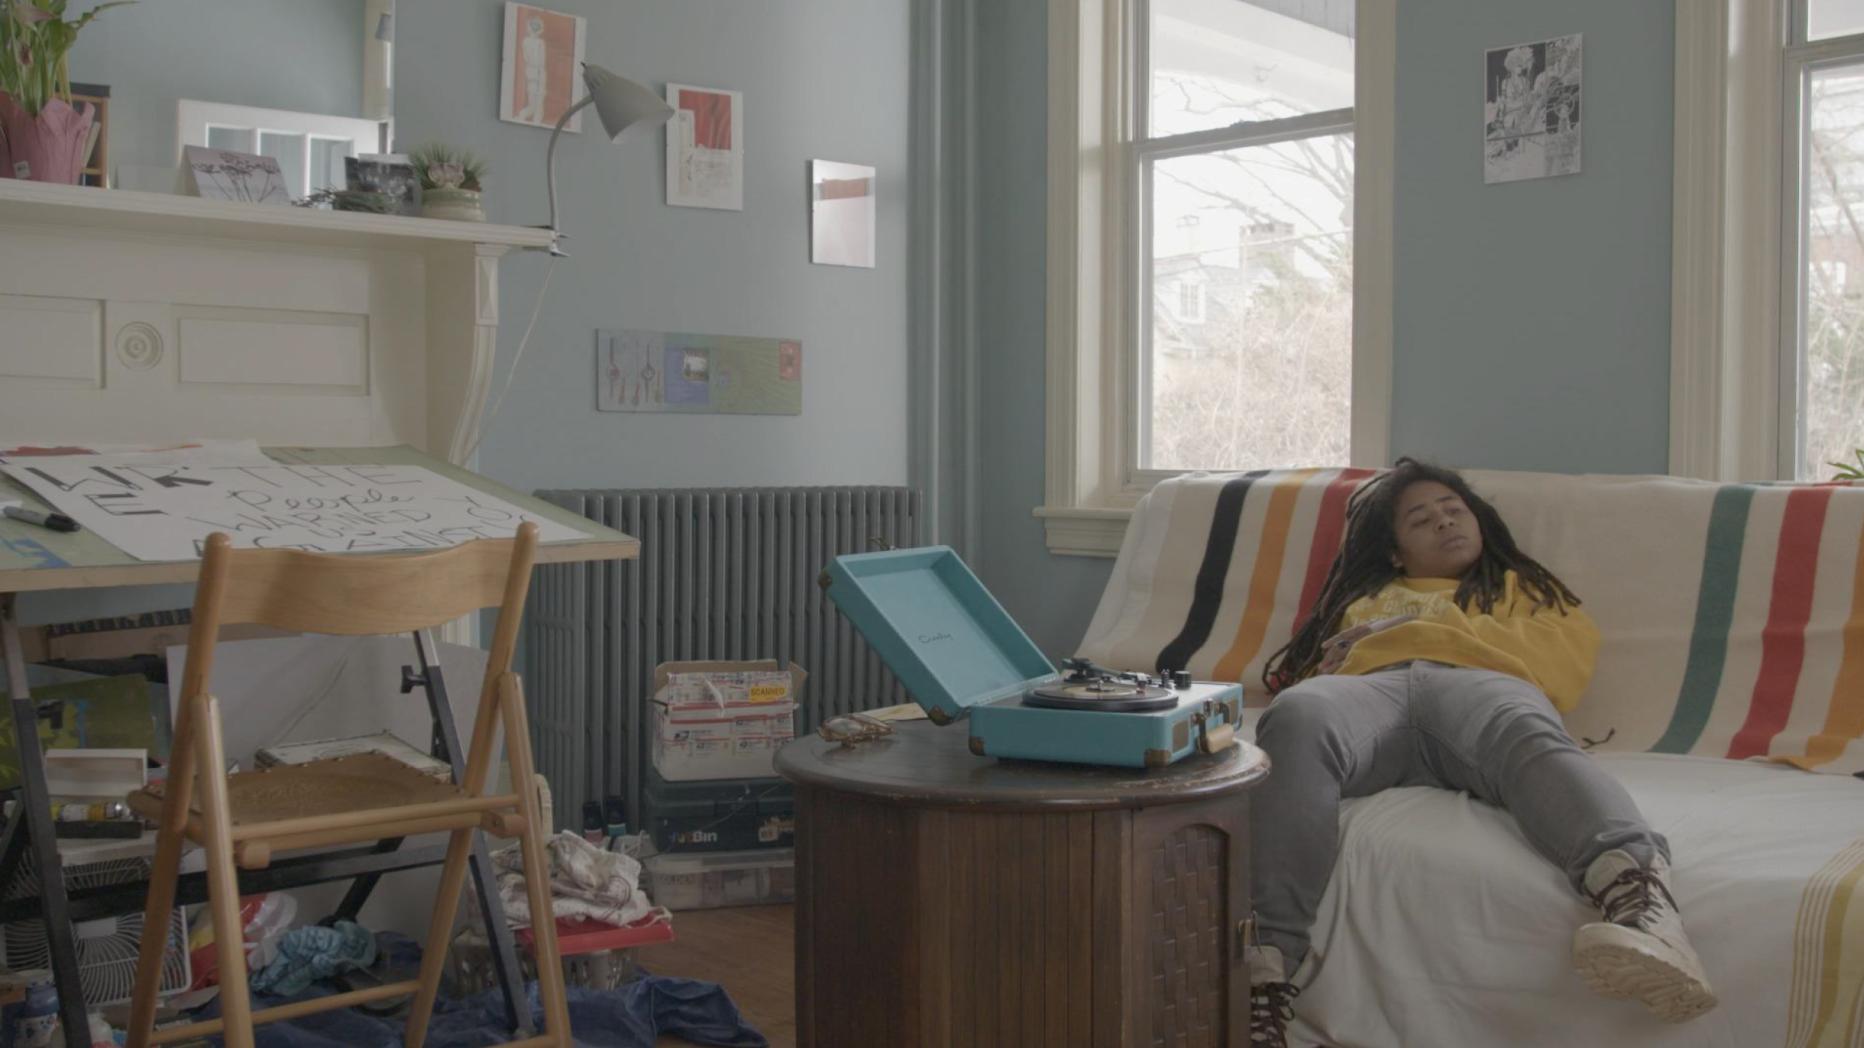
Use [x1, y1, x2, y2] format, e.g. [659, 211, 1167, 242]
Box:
[183, 145, 289, 205]
[345, 153, 420, 216]
[667, 84, 744, 210]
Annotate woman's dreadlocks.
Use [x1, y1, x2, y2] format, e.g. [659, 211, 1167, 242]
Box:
[1261, 458, 1581, 694]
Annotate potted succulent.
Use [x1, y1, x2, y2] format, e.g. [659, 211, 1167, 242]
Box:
[0, 0, 131, 183]
[410, 142, 486, 222]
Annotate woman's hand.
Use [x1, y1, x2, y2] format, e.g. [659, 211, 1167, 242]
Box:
[1317, 614, 1417, 675]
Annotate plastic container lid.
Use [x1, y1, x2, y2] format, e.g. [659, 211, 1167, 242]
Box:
[822, 547, 1056, 722]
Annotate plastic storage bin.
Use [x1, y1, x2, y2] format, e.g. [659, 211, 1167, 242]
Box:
[644, 848, 796, 910]
[640, 771, 795, 853]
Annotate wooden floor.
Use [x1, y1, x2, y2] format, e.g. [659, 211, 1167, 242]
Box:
[642, 904, 795, 1048]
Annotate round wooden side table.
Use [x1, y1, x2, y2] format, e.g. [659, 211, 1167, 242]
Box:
[775, 719, 1270, 1048]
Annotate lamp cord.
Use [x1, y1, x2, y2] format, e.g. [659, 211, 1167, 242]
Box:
[464, 258, 557, 462]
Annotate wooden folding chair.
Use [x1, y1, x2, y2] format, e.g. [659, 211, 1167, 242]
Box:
[121, 524, 570, 1048]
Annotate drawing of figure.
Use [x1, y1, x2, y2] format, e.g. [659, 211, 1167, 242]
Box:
[1497, 45, 1536, 148]
[518, 14, 548, 124]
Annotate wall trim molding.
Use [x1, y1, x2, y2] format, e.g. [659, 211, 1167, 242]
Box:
[909, 0, 981, 556]
[1669, 0, 1787, 480]
[1353, 0, 1396, 471]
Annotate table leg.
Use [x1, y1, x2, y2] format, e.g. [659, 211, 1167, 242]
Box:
[412, 631, 533, 1036]
[2, 595, 91, 1048]
[327, 837, 405, 923]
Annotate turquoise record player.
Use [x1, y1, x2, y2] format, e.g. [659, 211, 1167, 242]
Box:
[821, 546, 1242, 769]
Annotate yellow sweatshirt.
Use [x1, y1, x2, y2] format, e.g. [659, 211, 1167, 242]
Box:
[1334, 570, 1600, 712]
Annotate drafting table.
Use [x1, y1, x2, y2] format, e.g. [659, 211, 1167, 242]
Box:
[0, 445, 637, 1048]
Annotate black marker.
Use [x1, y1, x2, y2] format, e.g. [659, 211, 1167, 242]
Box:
[2, 506, 80, 533]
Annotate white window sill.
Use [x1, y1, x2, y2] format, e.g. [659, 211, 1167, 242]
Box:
[1033, 504, 1133, 557]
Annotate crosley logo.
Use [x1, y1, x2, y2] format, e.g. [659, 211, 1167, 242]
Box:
[918, 632, 953, 644]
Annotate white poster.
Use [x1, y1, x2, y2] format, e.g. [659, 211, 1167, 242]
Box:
[1, 461, 584, 561]
[1484, 33, 1582, 184]
[810, 160, 876, 268]
[666, 83, 744, 210]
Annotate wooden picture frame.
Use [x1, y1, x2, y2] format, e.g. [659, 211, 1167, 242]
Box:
[68, 81, 110, 188]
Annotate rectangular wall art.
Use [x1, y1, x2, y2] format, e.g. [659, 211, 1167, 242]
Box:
[597, 329, 801, 415]
[500, 2, 588, 132]
[666, 84, 744, 210]
[810, 160, 876, 268]
[1483, 33, 1582, 184]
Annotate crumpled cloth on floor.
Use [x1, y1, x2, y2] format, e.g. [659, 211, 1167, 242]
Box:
[492, 831, 657, 927]
[205, 978, 768, 1048]
[250, 920, 378, 996]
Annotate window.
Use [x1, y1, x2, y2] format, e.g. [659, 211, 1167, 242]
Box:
[1790, 4, 1864, 478]
[1041, 0, 1392, 554]
[1673, 0, 1864, 481]
[1141, 0, 1355, 473]
[1170, 277, 1207, 324]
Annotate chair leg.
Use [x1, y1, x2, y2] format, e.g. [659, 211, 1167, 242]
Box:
[404, 827, 477, 1048]
[122, 813, 188, 1047]
[194, 696, 254, 1048]
[501, 676, 571, 1045]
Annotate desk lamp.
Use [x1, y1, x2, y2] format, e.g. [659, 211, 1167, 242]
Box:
[538, 62, 673, 256]
[474, 63, 671, 459]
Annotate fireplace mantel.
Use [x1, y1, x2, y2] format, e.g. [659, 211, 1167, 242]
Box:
[0, 180, 553, 465]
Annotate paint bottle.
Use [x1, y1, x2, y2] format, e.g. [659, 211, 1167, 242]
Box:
[603, 795, 628, 850]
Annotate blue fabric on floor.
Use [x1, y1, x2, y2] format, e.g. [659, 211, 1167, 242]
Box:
[196, 979, 767, 1048]
[250, 921, 377, 996]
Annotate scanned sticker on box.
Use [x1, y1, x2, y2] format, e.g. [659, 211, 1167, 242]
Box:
[652, 660, 806, 710]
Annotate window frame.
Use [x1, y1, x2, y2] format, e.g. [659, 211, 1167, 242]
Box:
[1671, 0, 1864, 481]
[1782, 2, 1864, 478]
[1040, 0, 1394, 556]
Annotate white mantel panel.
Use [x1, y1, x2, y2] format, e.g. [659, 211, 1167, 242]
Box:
[0, 294, 102, 387]
[177, 310, 370, 390]
[0, 222, 427, 453]
[0, 184, 530, 464]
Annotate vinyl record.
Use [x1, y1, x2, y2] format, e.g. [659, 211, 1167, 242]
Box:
[1023, 680, 1177, 712]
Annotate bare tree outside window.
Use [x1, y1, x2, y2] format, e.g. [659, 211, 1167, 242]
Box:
[1802, 64, 1864, 480]
[1143, 0, 1354, 473]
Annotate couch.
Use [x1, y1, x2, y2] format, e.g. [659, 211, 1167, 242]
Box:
[1076, 467, 1864, 1047]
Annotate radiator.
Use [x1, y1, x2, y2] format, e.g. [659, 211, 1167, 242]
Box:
[524, 486, 919, 831]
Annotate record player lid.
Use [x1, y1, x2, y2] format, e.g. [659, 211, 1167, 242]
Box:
[823, 546, 1060, 722]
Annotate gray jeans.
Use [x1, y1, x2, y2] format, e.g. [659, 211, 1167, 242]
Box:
[1250, 660, 1667, 977]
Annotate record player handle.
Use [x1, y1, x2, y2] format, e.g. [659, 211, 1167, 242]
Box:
[1197, 720, 1237, 755]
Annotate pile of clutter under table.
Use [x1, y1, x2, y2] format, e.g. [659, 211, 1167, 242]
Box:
[0, 794, 766, 1048]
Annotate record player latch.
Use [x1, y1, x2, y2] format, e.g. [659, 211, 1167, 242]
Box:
[1193, 700, 1238, 755]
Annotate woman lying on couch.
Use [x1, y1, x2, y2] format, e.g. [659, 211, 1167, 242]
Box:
[1247, 459, 1716, 1047]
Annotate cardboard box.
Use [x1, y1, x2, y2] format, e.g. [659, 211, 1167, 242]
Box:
[650, 661, 805, 781]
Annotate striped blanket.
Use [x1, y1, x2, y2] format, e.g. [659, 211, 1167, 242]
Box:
[1078, 468, 1864, 776]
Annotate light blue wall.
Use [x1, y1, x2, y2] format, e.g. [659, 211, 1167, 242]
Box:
[972, 0, 1679, 658]
[20, 1, 909, 630]
[397, 0, 912, 493]
[1392, 0, 1675, 473]
[972, 0, 1112, 660]
[67, 0, 364, 184]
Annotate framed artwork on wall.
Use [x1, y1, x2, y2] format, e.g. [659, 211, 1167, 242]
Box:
[1483, 33, 1582, 184]
[810, 160, 876, 268]
[666, 83, 743, 210]
[499, 2, 587, 132]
